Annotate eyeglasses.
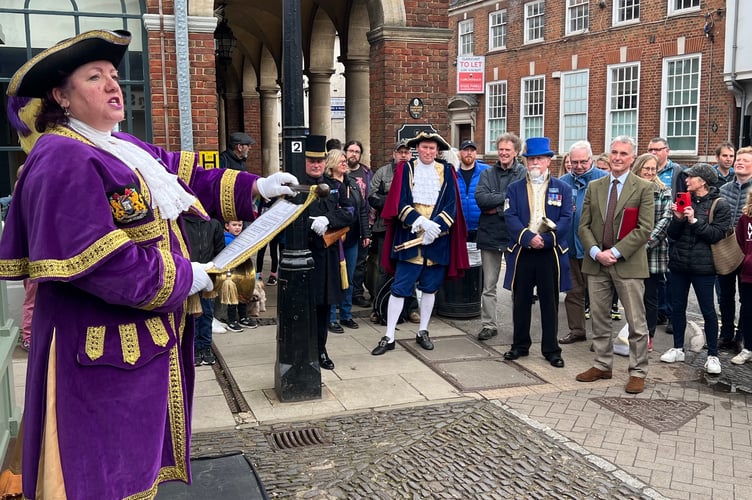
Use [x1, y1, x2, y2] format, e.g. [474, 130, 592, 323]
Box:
[647, 147, 667, 153]
[346, 149, 361, 154]
[570, 160, 590, 166]
[641, 167, 657, 172]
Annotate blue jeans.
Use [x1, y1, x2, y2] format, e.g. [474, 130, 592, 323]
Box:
[670, 271, 718, 356]
[330, 243, 358, 322]
[194, 297, 214, 350]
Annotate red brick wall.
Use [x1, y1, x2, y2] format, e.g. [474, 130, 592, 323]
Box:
[370, 0, 451, 167]
[449, 0, 734, 162]
[244, 94, 262, 175]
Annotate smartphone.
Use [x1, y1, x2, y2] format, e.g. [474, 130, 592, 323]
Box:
[676, 192, 691, 209]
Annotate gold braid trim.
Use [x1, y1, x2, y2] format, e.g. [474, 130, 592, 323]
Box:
[122, 346, 188, 499]
[146, 317, 170, 347]
[177, 310, 186, 342]
[85, 326, 106, 361]
[219, 169, 242, 222]
[0, 257, 30, 279]
[118, 323, 140, 365]
[177, 151, 196, 184]
[143, 249, 176, 311]
[28, 230, 131, 280]
[170, 219, 190, 259]
[123, 220, 162, 243]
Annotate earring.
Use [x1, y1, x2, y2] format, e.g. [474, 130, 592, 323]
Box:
[63, 106, 70, 117]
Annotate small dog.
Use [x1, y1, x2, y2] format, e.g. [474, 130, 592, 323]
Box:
[248, 280, 267, 317]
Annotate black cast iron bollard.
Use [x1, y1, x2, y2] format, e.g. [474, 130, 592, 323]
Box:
[274, 0, 321, 401]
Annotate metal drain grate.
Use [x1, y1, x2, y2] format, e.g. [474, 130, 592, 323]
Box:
[592, 397, 709, 434]
[269, 428, 327, 450]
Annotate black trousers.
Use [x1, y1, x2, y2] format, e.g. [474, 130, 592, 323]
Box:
[511, 249, 561, 357]
[316, 304, 330, 355]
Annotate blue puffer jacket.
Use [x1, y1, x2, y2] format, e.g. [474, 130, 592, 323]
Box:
[456, 160, 490, 231]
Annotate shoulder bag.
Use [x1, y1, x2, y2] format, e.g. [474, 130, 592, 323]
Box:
[708, 198, 744, 275]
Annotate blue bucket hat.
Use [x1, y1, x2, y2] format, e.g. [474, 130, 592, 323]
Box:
[522, 137, 555, 157]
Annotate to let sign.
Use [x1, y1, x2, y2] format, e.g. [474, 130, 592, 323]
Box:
[456, 56, 485, 94]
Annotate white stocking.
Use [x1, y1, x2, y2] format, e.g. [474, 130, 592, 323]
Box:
[419, 292, 435, 331]
[385, 295, 404, 342]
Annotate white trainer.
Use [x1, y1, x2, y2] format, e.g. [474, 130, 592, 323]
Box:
[731, 349, 752, 365]
[659, 347, 685, 363]
[211, 318, 227, 334]
[705, 355, 722, 374]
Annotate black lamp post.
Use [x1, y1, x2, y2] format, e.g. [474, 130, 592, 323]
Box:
[274, 0, 321, 401]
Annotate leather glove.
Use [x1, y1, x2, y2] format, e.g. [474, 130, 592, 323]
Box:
[411, 215, 429, 234]
[310, 216, 329, 236]
[422, 219, 441, 241]
[189, 262, 214, 295]
[256, 172, 298, 200]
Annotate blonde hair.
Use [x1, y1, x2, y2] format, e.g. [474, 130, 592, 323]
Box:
[595, 153, 611, 172]
[631, 153, 666, 189]
[325, 149, 345, 178]
[743, 188, 752, 217]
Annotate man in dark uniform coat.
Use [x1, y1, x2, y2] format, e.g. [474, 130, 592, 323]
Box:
[304, 135, 354, 369]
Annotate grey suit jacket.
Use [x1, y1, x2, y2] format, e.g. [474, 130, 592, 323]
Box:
[578, 172, 654, 278]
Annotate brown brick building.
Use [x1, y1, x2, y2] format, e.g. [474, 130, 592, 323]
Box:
[447, 0, 734, 170]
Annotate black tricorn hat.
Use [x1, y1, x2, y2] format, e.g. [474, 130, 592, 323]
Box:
[7, 30, 132, 98]
[305, 135, 327, 158]
[406, 131, 451, 151]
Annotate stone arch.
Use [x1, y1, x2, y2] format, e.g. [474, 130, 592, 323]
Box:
[366, 0, 407, 29]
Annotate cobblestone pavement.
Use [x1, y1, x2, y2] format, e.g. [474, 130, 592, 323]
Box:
[192, 400, 660, 499]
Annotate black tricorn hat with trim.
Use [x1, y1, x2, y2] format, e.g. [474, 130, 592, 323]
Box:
[7, 29, 132, 98]
[406, 131, 451, 151]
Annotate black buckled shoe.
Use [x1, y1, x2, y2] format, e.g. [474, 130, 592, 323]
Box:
[371, 336, 395, 355]
[319, 352, 335, 370]
[416, 330, 434, 350]
[503, 349, 529, 360]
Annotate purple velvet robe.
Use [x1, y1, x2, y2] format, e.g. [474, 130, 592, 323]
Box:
[0, 129, 258, 499]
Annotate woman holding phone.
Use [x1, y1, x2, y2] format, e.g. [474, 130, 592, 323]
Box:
[659, 164, 731, 374]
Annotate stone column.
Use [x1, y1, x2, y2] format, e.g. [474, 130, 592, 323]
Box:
[307, 70, 335, 138]
[259, 87, 280, 176]
[343, 57, 371, 165]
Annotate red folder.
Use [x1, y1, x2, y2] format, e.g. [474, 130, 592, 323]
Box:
[617, 207, 639, 239]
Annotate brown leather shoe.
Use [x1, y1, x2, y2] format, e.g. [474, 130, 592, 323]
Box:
[575, 367, 613, 382]
[559, 332, 587, 344]
[625, 376, 645, 394]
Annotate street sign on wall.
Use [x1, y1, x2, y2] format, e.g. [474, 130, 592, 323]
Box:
[456, 56, 485, 94]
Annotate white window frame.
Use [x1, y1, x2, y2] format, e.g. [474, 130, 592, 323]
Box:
[485, 81, 508, 154]
[668, 0, 700, 16]
[613, 0, 640, 26]
[524, 0, 545, 45]
[566, 0, 589, 35]
[458, 19, 474, 56]
[660, 54, 701, 154]
[488, 9, 507, 51]
[520, 75, 545, 140]
[559, 70, 590, 154]
[605, 62, 640, 148]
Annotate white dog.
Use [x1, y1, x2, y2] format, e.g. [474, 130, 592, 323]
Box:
[248, 280, 267, 317]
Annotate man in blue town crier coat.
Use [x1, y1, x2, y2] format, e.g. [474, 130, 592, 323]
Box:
[502, 137, 573, 368]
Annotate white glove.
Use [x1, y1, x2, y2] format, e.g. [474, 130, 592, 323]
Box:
[422, 231, 437, 245]
[189, 262, 214, 295]
[411, 215, 430, 234]
[422, 219, 441, 241]
[256, 172, 298, 200]
[310, 216, 329, 236]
